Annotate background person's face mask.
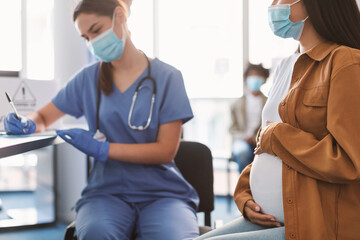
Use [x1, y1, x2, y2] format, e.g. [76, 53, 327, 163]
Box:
[246, 76, 264, 92]
[87, 12, 126, 62]
[268, 0, 308, 40]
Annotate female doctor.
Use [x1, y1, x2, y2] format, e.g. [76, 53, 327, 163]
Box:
[4, 0, 199, 239]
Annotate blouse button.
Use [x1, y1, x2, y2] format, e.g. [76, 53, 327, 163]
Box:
[287, 199, 293, 204]
[281, 101, 286, 106]
[290, 233, 296, 238]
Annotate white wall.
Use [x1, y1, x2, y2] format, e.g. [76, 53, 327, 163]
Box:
[53, 0, 89, 223]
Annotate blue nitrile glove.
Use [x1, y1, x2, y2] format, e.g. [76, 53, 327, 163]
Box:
[4, 113, 36, 135]
[56, 128, 110, 162]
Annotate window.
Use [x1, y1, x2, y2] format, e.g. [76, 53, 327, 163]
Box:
[248, 0, 299, 94]
[156, 0, 244, 154]
[248, 0, 298, 68]
[0, 0, 54, 80]
[25, 0, 54, 80]
[0, 0, 22, 75]
[127, 0, 154, 57]
[158, 0, 244, 99]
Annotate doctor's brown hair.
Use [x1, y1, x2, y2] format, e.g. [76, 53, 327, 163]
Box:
[302, 0, 360, 50]
[73, 0, 128, 95]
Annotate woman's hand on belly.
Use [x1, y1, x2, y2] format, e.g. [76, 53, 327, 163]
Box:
[254, 142, 263, 155]
[254, 120, 276, 155]
[244, 200, 282, 227]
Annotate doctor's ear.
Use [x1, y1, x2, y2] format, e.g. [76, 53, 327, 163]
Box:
[114, 6, 127, 22]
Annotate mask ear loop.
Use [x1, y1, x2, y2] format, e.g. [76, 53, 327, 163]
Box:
[112, 9, 127, 42]
[290, 0, 302, 7]
[290, 0, 309, 23]
[111, 10, 116, 31]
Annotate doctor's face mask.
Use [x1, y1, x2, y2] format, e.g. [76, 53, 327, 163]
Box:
[86, 11, 126, 62]
[268, 0, 308, 40]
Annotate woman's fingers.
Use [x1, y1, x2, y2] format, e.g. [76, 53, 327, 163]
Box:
[254, 146, 263, 154]
[245, 206, 272, 221]
[245, 206, 282, 227]
[254, 218, 282, 227]
[245, 200, 282, 227]
[245, 200, 261, 212]
[254, 142, 263, 154]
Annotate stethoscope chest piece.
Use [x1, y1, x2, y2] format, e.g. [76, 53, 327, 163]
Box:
[93, 129, 106, 141]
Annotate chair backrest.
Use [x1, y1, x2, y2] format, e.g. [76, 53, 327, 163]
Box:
[174, 141, 214, 226]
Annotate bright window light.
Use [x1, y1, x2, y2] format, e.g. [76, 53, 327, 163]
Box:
[158, 0, 243, 98]
[249, 0, 299, 68]
[26, 0, 54, 80]
[127, 0, 154, 57]
[0, 1, 22, 72]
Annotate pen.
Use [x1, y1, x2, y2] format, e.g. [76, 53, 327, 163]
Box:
[5, 92, 20, 120]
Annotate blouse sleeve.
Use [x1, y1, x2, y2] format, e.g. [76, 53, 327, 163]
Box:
[260, 63, 360, 184]
[233, 163, 254, 219]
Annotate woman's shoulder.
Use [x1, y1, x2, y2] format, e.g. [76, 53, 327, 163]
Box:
[331, 45, 360, 63]
[78, 61, 101, 77]
[329, 45, 360, 74]
[69, 61, 100, 86]
[231, 96, 246, 109]
[150, 58, 185, 90]
[151, 58, 182, 76]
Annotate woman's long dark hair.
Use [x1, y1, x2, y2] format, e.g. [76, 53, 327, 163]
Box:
[303, 0, 360, 49]
[73, 0, 127, 95]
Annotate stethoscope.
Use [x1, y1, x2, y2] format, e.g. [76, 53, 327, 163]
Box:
[95, 52, 157, 140]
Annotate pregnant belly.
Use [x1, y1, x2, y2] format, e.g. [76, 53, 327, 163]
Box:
[249, 153, 284, 223]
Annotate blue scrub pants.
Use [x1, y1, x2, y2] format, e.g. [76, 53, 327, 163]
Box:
[75, 195, 199, 240]
[194, 217, 285, 240]
[232, 140, 254, 173]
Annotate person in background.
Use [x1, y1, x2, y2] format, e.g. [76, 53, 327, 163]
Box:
[229, 63, 269, 173]
[3, 0, 199, 239]
[195, 0, 360, 239]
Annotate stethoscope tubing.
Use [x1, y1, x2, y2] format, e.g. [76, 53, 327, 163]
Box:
[96, 52, 156, 132]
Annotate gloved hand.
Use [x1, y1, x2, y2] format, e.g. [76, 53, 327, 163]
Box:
[56, 128, 110, 162]
[4, 113, 36, 135]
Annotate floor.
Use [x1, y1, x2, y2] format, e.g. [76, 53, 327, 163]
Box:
[0, 158, 242, 239]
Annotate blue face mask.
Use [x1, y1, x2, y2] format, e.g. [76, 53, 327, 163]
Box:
[246, 76, 264, 92]
[87, 12, 126, 62]
[268, 0, 308, 40]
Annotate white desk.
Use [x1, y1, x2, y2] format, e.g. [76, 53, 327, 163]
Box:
[0, 132, 63, 158]
[0, 132, 63, 230]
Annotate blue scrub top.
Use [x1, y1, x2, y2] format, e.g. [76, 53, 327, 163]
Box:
[52, 58, 199, 209]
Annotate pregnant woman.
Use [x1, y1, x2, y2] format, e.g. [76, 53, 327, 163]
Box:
[249, 52, 300, 225]
[195, 0, 360, 239]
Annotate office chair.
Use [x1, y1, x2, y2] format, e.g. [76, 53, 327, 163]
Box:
[64, 141, 214, 239]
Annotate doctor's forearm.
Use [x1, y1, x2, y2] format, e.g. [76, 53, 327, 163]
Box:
[29, 102, 65, 133]
[107, 142, 179, 164]
[28, 111, 47, 133]
[108, 120, 182, 164]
